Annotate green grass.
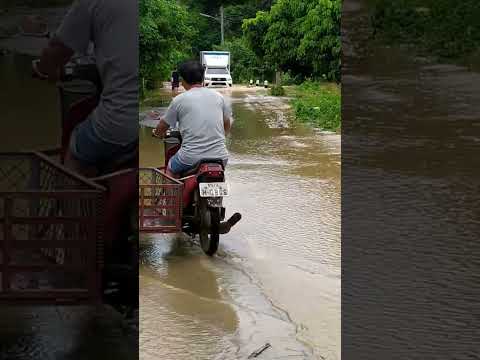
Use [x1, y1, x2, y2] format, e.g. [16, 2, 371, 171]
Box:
[140, 89, 172, 111]
[286, 81, 341, 132]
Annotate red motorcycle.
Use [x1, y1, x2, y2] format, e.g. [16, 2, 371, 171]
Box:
[33, 57, 138, 313]
[154, 129, 242, 256]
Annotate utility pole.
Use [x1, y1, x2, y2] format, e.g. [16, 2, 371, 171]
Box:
[199, 7, 224, 46]
[220, 5, 225, 45]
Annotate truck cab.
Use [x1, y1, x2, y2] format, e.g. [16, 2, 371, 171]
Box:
[204, 67, 233, 87]
[201, 51, 233, 88]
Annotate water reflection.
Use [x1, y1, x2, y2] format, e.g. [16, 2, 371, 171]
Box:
[342, 1, 480, 359]
[0, 306, 137, 359]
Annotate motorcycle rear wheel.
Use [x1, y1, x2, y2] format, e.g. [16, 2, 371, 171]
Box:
[198, 196, 220, 256]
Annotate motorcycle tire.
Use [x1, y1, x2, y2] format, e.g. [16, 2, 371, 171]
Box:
[198, 194, 220, 256]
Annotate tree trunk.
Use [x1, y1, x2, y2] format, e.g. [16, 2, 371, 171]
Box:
[276, 71, 282, 86]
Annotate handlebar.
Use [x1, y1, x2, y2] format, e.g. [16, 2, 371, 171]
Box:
[152, 129, 182, 142]
[31, 58, 102, 90]
[31, 59, 47, 79]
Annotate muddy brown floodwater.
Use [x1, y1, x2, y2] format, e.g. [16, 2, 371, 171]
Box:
[342, 1, 480, 358]
[140, 86, 341, 359]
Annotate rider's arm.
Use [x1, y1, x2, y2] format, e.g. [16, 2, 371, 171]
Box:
[224, 116, 232, 134]
[38, 0, 93, 81]
[153, 99, 178, 137]
[37, 37, 74, 81]
[153, 119, 170, 138]
[222, 96, 233, 135]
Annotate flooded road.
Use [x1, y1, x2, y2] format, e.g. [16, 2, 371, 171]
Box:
[342, 1, 480, 358]
[140, 87, 341, 359]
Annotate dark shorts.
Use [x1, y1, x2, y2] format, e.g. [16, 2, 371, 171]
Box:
[69, 118, 137, 166]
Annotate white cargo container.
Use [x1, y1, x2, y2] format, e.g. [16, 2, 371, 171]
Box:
[200, 51, 233, 88]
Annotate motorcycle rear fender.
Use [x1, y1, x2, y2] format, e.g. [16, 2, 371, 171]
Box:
[182, 163, 225, 207]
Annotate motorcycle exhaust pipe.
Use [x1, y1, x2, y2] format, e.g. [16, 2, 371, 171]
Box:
[219, 212, 242, 234]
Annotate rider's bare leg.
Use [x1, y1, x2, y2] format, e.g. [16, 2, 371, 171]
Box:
[64, 149, 98, 178]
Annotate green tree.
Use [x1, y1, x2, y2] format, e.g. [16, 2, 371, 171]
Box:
[243, 0, 341, 82]
[370, 0, 480, 59]
[223, 3, 258, 39]
[213, 38, 264, 82]
[298, 0, 341, 81]
[139, 0, 195, 92]
[181, 0, 272, 45]
[181, 0, 252, 14]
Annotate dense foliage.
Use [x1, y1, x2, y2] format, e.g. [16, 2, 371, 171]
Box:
[213, 38, 275, 83]
[139, 0, 341, 84]
[180, 0, 273, 60]
[139, 0, 195, 91]
[369, 0, 480, 60]
[243, 0, 341, 82]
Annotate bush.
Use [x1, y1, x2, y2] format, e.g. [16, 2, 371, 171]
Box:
[370, 0, 480, 60]
[281, 71, 304, 85]
[291, 81, 341, 131]
[270, 85, 285, 96]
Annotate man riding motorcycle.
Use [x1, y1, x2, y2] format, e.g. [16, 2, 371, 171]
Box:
[153, 60, 233, 178]
[32, 0, 138, 177]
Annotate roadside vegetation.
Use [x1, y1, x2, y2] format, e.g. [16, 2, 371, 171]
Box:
[286, 81, 341, 132]
[139, 0, 341, 129]
[368, 0, 480, 63]
[140, 90, 171, 111]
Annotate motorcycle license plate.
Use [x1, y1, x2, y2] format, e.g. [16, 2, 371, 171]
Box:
[199, 182, 229, 197]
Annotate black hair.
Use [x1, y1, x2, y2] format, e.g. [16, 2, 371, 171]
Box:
[178, 60, 204, 85]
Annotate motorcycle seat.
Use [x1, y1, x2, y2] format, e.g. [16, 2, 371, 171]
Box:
[180, 158, 225, 177]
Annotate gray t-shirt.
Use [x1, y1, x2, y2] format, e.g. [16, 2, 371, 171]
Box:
[163, 87, 232, 166]
[56, 0, 138, 145]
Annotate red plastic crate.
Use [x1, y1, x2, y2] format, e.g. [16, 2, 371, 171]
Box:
[0, 152, 105, 304]
[139, 168, 183, 233]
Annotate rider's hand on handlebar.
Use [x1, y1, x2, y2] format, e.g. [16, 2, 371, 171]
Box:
[32, 59, 48, 79]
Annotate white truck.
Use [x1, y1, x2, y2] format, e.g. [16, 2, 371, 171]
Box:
[200, 51, 233, 88]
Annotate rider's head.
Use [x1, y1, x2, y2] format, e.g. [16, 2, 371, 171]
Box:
[178, 60, 204, 90]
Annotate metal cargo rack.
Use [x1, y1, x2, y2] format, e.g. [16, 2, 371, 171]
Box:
[0, 152, 106, 305]
[139, 168, 183, 233]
